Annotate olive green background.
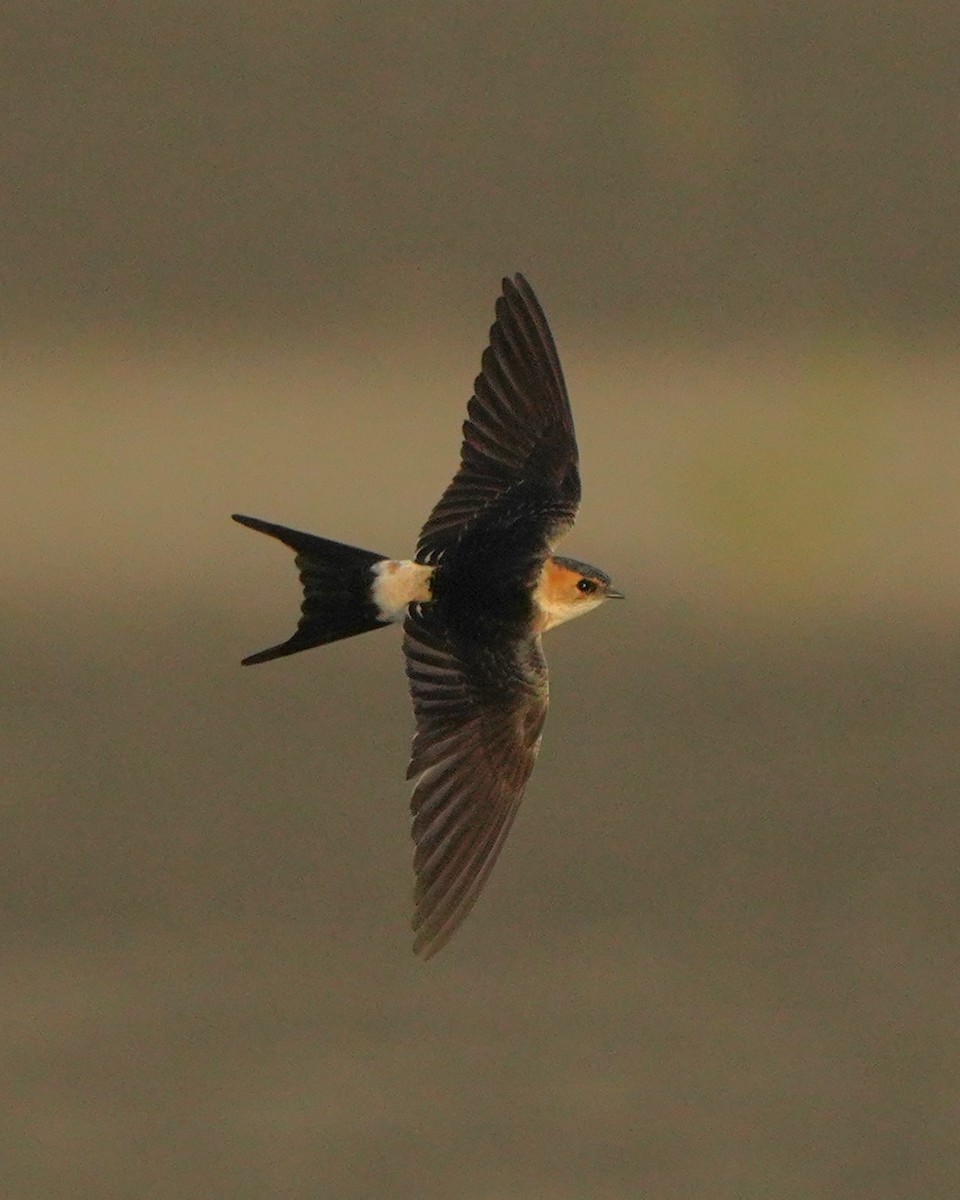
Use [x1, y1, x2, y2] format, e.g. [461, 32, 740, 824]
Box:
[4, 5, 959, 1198]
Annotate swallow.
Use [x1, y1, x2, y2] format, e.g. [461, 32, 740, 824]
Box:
[234, 274, 622, 958]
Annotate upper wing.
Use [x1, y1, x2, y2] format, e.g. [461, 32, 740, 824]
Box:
[403, 608, 549, 958]
[416, 274, 581, 564]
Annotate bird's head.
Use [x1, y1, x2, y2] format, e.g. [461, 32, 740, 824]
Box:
[535, 555, 624, 632]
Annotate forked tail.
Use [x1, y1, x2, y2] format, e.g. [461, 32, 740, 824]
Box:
[233, 514, 392, 664]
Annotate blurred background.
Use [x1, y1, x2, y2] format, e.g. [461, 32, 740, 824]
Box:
[3, 4, 959, 1197]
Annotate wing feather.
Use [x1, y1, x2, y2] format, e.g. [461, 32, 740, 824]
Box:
[403, 610, 549, 958]
[416, 274, 581, 563]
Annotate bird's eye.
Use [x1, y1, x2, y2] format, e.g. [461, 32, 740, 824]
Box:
[577, 578, 598, 595]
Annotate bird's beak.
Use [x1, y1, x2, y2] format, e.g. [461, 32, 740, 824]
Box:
[606, 586, 625, 600]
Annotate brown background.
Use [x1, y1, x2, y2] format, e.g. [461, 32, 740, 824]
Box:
[3, 4, 959, 1198]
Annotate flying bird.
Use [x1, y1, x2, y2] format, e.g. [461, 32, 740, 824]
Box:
[234, 274, 622, 958]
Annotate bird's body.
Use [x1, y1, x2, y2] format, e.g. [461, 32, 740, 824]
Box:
[235, 274, 621, 957]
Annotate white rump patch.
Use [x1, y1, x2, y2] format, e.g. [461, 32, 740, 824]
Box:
[371, 559, 434, 622]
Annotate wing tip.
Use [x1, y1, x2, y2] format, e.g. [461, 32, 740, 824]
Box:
[502, 271, 538, 308]
[411, 927, 447, 961]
